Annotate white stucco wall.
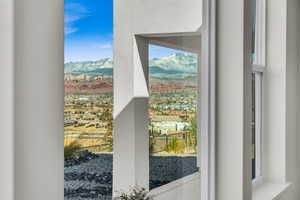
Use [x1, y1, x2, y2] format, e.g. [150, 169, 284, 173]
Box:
[264, 0, 287, 183]
[113, 0, 204, 117]
[284, 0, 299, 199]
[0, 1, 300, 200]
[150, 173, 201, 200]
[14, 1, 64, 200]
[217, 0, 252, 199]
[298, 2, 300, 199]
[0, 1, 14, 200]
[132, 0, 202, 34]
[0, 1, 64, 200]
[113, 0, 204, 196]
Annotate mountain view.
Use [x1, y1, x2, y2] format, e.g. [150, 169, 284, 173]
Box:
[64, 53, 197, 74]
[64, 0, 199, 199]
[64, 47, 198, 200]
[64, 50, 198, 158]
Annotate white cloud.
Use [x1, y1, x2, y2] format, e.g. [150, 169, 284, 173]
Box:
[64, 26, 78, 35]
[98, 42, 113, 49]
[64, 15, 82, 23]
[65, 3, 88, 14]
[64, 3, 89, 35]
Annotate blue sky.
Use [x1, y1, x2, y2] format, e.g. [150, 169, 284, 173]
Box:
[64, 0, 179, 62]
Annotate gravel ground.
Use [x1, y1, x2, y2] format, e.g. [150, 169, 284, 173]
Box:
[64, 153, 198, 200]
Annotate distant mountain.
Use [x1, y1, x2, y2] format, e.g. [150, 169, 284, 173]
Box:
[64, 58, 113, 74]
[149, 66, 185, 74]
[89, 68, 113, 75]
[149, 53, 197, 73]
[64, 53, 197, 74]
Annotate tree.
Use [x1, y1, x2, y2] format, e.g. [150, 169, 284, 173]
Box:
[64, 141, 81, 158]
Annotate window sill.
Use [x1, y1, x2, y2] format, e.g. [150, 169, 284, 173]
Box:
[252, 181, 291, 200]
[149, 172, 200, 198]
[113, 172, 200, 200]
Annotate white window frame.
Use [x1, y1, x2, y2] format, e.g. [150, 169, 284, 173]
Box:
[252, 0, 266, 185]
[252, 70, 263, 185]
[145, 1, 216, 199]
[200, 0, 216, 199]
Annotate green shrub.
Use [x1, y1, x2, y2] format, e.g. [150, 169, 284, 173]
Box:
[119, 187, 150, 200]
[64, 141, 81, 158]
[165, 137, 183, 154]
